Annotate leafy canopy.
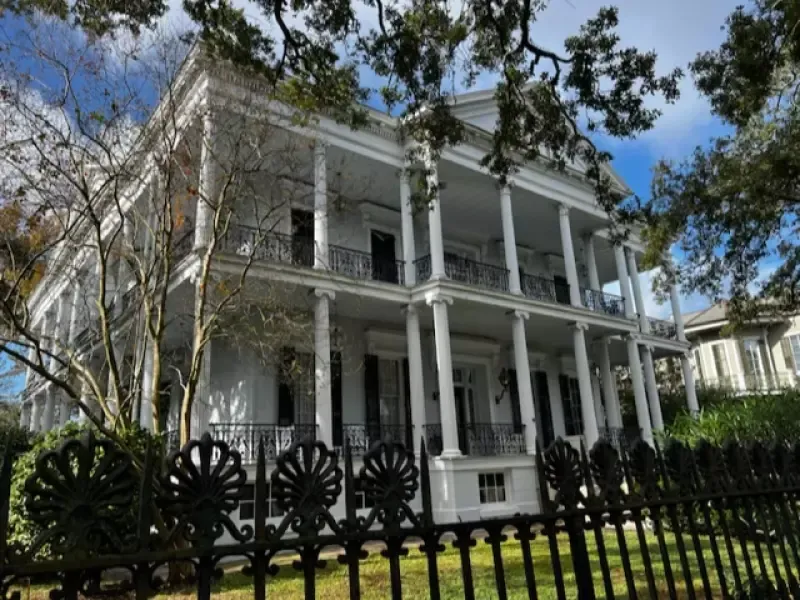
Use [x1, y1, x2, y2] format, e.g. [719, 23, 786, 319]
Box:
[5, 0, 681, 218]
[646, 1, 800, 320]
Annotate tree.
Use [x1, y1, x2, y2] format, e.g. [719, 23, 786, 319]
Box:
[0, 23, 345, 445]
[4, 0, 681, 219]
[645, 1, 800, 322]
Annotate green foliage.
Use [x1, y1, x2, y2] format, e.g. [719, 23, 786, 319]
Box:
[8, 422, 155, 558]
[645, 1, 800, 317]
[618, 386, 734, 432]
[667, 391, 800, 446]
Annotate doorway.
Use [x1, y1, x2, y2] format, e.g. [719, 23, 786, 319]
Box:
[291, 209, 314, 266]
[554, 274, 570, 305]
[453, 367, 476, 455]
[370, 230, 398, 283]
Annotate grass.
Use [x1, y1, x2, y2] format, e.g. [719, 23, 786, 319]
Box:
[11, 529, 789, 599]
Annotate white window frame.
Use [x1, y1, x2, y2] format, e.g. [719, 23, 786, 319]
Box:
[478, 471, 508, 505]
[238, 482, 285, 521]
[708, 342, 731, 379]
[786, 334, 800, 373]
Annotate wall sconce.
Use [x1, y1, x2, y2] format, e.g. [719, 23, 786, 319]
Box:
[495, 368, 510, 404]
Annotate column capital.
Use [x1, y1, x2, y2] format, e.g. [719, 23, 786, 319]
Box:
[623, 333, 643, 343]
[425, 291, 453, 306]
[400, 167, 411, 185]
[499, 183, 512, 196]
[312, 288, 336, 301]
[401, 303, 420, 317]
[507, 309, 530, 321]
[569, 321, 589, 332]
[641, 342, 655, 353]
[313, 138, 328, 154]
[558, 203, 570, 217]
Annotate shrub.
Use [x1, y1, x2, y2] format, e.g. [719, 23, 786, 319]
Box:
[8, 421, 157, 558]
[667, 391, 800, 446]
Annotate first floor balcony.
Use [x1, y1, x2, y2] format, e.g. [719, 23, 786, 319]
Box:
[423, 423, 526, 457]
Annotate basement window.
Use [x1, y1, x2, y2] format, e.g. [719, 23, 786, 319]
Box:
[478, 472, 507, 504]
[239, 483, 285, 520]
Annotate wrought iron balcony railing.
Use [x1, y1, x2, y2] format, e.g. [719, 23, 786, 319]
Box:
[520, 274, 557, 303]
[647, 317, 678, 339]
[415, 254, 510, 292]
[340, 423, 412, 456]
[222, 226, 406, 285]
[209, 423, 318, 463]
[581, 288, 626, 318]
[423, 423, 525, 457]
[329, 245, 404, 285]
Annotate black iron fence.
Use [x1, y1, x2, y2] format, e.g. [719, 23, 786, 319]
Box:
[581, 287, 626, 317]
[6, 431, 800, 600]
[520, 273, 557, 302]
[648, 316, 679, 339]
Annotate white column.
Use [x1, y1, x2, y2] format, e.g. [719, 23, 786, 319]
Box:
[58, 396, 71, 426]
[598, 339, 622, 429]
[20, 402, 30, 430]
[405, 305, 426, 455]
[681, 353, 700, 415]
[546, 361, 567, 439]
[510, 311, 537, 454]
[591, 370, 605, 428]
[313, 141, 328, 269]
[583, 234, 600, 291]
[77, 376, 93, 423]
[571, 323, 598, 446]
[400, 166, 416, 285]
[42, 386, 56, 431]
[67, 282, 82, 346]
[427, 292, 459, 457]
[558, 205, 582, 307]
[314, 289, 334, 446]
[641, 345, 664, 431]
[195, 111, 217, 250]
[50, 295, 67, 372]
[613, 243, 635, 320]
[500, 186, 522, 294]
[625, 334, 653, 445]
[140, 340, 155, 431]
[625, 247, 649, 332]
[669, 284, 686, 341]
[29, 394, 42, 432]
[39, 311, 51, 376]
[424, 151, 446, 278]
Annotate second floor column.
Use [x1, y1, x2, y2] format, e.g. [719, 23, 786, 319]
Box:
[670, 284, 686, 342]
[625, 247, 650, 333]
[613, 243, 635, 320]
[19, 402, 31, 430]
[500, 186, 522, 294]
[571, 322, 598, 447]
[313, 141, 328, 270]
[140, 339, 155, 431]
[681, 353, 700, 415]
[314, 289, 335, 446]
[583, 234, 600, 290]
[427, 292, 459, 457]
[625, 334, 653, 445]
[404, 304, 426, 456]
[558, 205, 583, 307]
[195, 111, 217, 251]
[641, 344, 664, 431]
[42, 386, 57, 431]
[424, 150, 446, 279]
[400, 163, 416, 286]
[509, 310, 537, 454]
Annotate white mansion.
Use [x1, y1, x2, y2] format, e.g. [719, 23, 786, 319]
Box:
[19, 50, 696, 521]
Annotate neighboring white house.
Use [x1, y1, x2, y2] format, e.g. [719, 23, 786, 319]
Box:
[685, 302, 800, 394]
[18, 49, 696, 523]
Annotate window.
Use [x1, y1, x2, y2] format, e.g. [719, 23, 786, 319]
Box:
[693, 349, 705, 380]
[559, 375, 583, 437]
[782, 335, 800, 373]
[378, 359, 401, 426]
[238, 483, 285, 520]
[354, 478, 376, 510]
[711, 344, 730, 378]
[478, 472, 507, 504]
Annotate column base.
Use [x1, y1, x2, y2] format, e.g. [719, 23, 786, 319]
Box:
[438, 449, 464, 459]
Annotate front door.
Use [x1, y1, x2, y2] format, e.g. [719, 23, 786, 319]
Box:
[291, 209, 314, 266]
[533, 371, 555, 448]
[370, 230, 398, 283]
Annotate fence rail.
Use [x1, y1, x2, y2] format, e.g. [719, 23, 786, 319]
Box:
[423, 422, 526, 456]
[415, 254, 510, 292]
[6, 431, 800, 600]
[208, 422, 318, 463]
[581, 287, 626, 317]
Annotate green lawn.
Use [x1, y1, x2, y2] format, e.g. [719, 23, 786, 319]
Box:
[12, 530, 788, 599]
